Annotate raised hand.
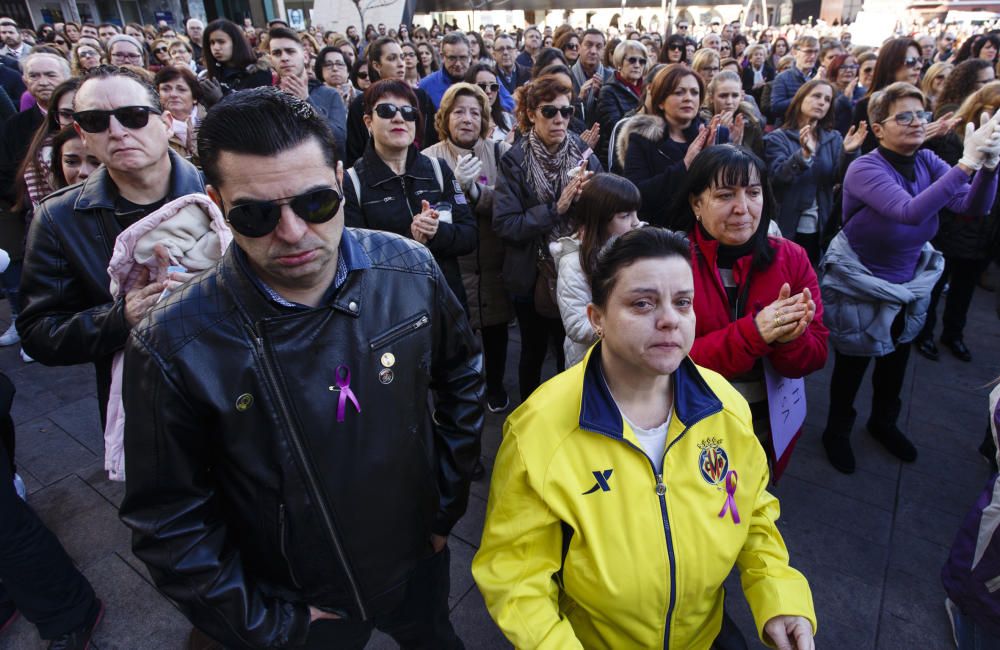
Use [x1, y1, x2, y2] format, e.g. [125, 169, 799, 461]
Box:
[580, 122, 601, 149]
[843, 121, 868, 153]
[410, 199, 439, 244]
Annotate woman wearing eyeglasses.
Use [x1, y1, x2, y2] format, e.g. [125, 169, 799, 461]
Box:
[851, 38, 956, 154]
[343, 80, 476, 308]
[820, 82, 1000, 474]
[622, 65, 714, 225]
[659, 33, 687, 65]
[465, 63, 515, 142]
[71, 42, 104, 76]
[826, 54, 863, 136]
[149, 38, 172, 72]
[692, 48, 722, 87]
[493, 73, 603, 402]
[597, 40, 647, 169]
[742, 44, 775, 100]
[316, 46, 358, 106]
[400, 41, 421, 89]
[351, 58, 372, 92]
[554, 31, 580, 66]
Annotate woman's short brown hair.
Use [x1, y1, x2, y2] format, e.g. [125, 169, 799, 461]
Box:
[868, 81, 924, 125]
[513, 73, 573, 133]
[364, 79, 424, 135]
[154, 64, 202, 102]
[648, 65, 704, 120]
[435, 82, 491, 142]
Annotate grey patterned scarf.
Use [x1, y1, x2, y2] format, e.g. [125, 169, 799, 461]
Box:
[523, 129, 582, 207]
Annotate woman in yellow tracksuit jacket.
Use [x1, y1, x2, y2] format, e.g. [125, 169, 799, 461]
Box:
[473, 227, 817, 649]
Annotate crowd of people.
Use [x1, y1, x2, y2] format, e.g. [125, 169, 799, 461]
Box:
[1, 10, 1000, 650]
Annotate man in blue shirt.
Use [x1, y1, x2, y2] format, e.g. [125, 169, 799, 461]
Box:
[516, 26, 542, 68]
[419, 31, 513, 111]
[770, 35, 819, 122]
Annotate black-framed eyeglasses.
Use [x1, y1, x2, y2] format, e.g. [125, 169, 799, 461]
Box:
[73, 106, 162, 133]
[223, 188, 343, 238]
[904, 56, 923, 68]
[323, 60, 347, 69]
[154, 46, 168, 53]
[374, 102, 419, 121]
[626, 56, 647, 66]
[882, 110, 932, 126]
[539, 104, 574, 119]
[477, 82, 499, 92]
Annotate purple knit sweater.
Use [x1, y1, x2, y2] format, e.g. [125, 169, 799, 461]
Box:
[842, 148, 998, 283]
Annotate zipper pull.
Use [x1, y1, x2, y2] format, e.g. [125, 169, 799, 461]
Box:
[655, 474, 666, 496]
[415, 315, 429, 329]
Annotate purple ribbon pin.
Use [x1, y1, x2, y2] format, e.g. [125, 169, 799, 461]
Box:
[335, 365, 361, 422]
[718, 470, 741, 524]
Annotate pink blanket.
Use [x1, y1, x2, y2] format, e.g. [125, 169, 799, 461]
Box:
[104, 193, 232, 481]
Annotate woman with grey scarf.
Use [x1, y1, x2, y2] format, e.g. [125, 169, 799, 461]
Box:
[493, 73, 603, 402]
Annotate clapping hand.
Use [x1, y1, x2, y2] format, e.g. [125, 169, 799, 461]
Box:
[925, 111, 961, 141]
[798, 123, 817, 159]
[843, 121, 868, 153]
[960, 111, 1000, 171]
[556, 165, 593, 215]
[580, 122, 601, 149]
[754, 283, 814, 344]
[454, 153, 483, 192]
[684, 115, 720, 169]
[411, 200, 439, 244]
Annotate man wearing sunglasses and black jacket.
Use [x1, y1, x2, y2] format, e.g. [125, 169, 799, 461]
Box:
[118, 88, 483, 649]
[18, 65, 204, 426]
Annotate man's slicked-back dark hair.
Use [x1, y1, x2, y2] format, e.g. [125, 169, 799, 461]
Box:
[75, 64, 161, 111]
[198, 87, 338, 188]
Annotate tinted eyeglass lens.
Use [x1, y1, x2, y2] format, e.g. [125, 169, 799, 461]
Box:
[374, 103, 417, 121]
[73, 106, 158, 133]
[895, 110, 932, 125]
[905, 57, 922, 68]
[227, 189, 342, 238]
[540, 105, 574, 119]
[626, 56, 647, 65]
[477, 82, 499, 92]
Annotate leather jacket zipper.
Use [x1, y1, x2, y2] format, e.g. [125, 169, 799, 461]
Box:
[253, 334, 367, 619]
[369, 312, 429, 350]
[278, 504, 303, 589]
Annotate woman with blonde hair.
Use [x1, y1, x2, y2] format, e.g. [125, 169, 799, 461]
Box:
[922, 62, 954, 113]
[423, 82, 513, 410]
[692, 47, 721, 86]
[70, 41, 104, 76]
[700, 70, 764, 156]
[596, 39, 648, 167]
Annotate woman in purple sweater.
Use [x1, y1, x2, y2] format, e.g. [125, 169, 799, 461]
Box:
[821, 81, 1000, 474]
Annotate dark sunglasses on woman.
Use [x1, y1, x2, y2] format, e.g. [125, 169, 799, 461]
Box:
[223, 188, 343, 238]
[539, 105, 575, 119]
[626, 56, 647, 66]
[903, 56, 923, 68]
[476, 82, 499, 93]
[73, 106, 162, 133]
[374, 103, 419, 121]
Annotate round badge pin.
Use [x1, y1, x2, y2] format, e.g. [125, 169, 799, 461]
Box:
[235, 393, 253, 411]
[379, 368, 394, 385]
[381, 352, 396, 368]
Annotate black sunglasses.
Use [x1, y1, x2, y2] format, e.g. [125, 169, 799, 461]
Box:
[626, 56, 647, 66]
[224, 188, 343, 238]
[374, 103, 419, 121]
[904, 56, 923, 68]
[539, 104, 574, 119]
[73, 106, 162, 133]
[356, 70, 369, 79]
[668, 44, 682, 50]
[477, 82, 499, 92]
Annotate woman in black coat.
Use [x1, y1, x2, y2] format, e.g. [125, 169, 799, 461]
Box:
[493, 73, 602, 401]
[596, 39, 646, 168]
[343, 80, 476, 307]
[622, 65, 713, 225]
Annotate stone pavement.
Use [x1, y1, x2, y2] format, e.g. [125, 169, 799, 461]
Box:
[2, 280, 999, 650]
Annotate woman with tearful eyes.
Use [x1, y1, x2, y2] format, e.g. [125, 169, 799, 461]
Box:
[671, 145, 828, 479]
[474, 226, 817, 650]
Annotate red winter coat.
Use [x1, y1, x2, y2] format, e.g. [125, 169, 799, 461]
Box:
[689, 226, 829, 382]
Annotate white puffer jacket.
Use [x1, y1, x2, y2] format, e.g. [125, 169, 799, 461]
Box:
[552, 236, 596, 368]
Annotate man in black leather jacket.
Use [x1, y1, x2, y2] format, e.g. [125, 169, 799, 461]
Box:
[119, 88, 483, 649]
[18, 65, 205, 425]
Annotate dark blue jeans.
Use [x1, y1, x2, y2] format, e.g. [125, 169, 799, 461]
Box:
[0, 442, 98, 639]
[302, 546, 463, 649]
[954, 607, 1000, 650]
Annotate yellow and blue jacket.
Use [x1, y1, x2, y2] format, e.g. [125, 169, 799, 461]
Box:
[472, 346, 817, 649]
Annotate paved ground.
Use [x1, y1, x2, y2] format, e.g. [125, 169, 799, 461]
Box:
[2, 277, 999, 650]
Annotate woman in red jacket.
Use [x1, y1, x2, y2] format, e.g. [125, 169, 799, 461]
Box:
[669, 144, 829, 479]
